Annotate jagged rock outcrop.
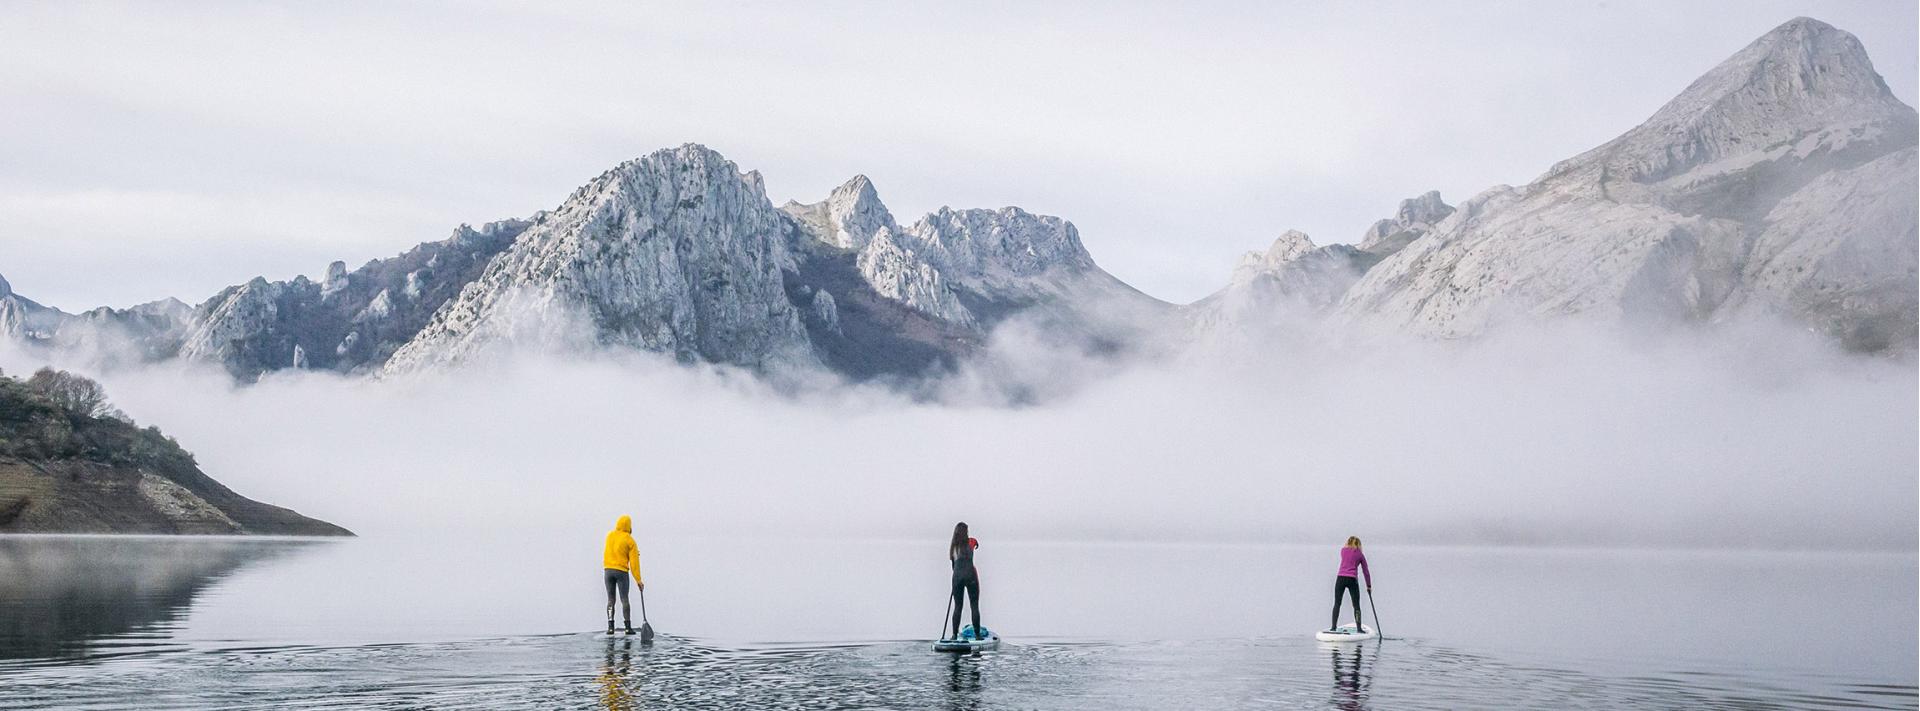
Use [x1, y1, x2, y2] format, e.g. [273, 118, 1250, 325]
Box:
[854, 226, 976, 325]
[1339, 17, 1918, 349]
[892, 207, 1100, 296]
[1358, 191, 1455, 258]
[808, 289, 841, 336]
[385, 145, 813, 373]
[782, 175, 894, 250]
[788, 175, 1162, 332]
[0, 273, 67, 343]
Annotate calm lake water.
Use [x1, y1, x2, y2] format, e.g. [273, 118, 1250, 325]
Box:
[0, 534, 1913, 709]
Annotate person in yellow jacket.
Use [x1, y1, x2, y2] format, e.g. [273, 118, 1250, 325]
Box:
[602, 515, 643, 635]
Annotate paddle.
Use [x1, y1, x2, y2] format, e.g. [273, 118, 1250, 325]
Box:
[939, 593, 954, 641]
[1366, 587, 1381, 639]
[638, 589, 655, 644]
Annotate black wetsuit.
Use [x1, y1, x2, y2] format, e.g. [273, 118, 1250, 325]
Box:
[1331, 575, 1363, 630]
[950, 543, 980, 638]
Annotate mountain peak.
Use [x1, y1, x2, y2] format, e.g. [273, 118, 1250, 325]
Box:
[1395, 191, 1452, 226]
[1648, 16, 1895, 127]
[1539, 16, 1916, 215]
[386, 143, 810, 374]
[0, 272, 10, 298]
[1359, 192, 1454, 257]
[833, 174, 876, 199]
[1235, 230, 1317, 277]
[783, 174, 896, 249]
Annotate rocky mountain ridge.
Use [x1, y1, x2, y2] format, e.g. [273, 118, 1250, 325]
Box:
[3, 17, 1913, 382]
[1336, 17, 1917, 349]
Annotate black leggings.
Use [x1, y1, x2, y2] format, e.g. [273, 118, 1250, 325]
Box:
[604, 569, 631, 623]
[950, 574, 980, 638]
[1331, 575, 1363, 630]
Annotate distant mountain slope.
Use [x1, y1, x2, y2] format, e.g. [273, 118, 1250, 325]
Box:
[0, 368, 350, 535]
[1189, 192, 1455, 334]
[177, 218, 533, 381]
[1336, 17, 1918, 348]
[383, 146, 1169, 378]
[385, 146, 815, 373]
[4, 17, 1912, 381]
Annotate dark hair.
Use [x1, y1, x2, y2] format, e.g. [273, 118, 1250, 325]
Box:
[949, 522, 969, 559]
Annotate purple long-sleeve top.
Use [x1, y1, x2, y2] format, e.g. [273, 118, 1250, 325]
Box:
[1338, 547, 1371, 587]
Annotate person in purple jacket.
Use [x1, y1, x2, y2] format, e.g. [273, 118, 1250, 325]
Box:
[1329, 536, 1372, 632]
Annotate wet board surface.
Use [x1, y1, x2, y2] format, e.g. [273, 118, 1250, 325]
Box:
[935, 626, 1000, 652]
[933, 635, 1000, 652]
[1315, 624, 1376, 642]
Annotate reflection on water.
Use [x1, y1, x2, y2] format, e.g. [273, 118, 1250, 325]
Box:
[0, 536, 322, 660]
[0, 536, 1913, 710]
[944, 654, 984, 711]
[1330, 643, 1371, 710]
[598, 636, 636, 711]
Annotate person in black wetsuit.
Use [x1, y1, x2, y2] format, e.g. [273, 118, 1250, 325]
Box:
[948, 522, 982, 639]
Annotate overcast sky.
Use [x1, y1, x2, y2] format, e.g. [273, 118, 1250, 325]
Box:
[2, 0, 1913, 308]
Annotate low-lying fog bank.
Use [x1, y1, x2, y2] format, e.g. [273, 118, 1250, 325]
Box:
[3, 316, 1912, 551]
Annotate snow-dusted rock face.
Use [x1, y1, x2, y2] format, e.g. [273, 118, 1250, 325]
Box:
[1720, 146, 1918, 350]
[890, 206, 1099, 296]
[1339, 17, 1917, 349]
[776, 175, 1169, 374]
[782, 175, 895, 250]
[179, 277, 290, 368]
[1540, 17, 1916, 219]
[385, 144, 813, 373]
[855, 227, 975, 324]
[163, 217, 530, 379]
[785, 176, 1152, 327]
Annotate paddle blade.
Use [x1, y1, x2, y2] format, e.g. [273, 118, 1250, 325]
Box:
[640, 622, 655, 644]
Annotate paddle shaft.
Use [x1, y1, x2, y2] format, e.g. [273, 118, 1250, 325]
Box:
[640, 589, 649, 623]
[940, 593, 954, 640]
[1366, 588, 1380, 637]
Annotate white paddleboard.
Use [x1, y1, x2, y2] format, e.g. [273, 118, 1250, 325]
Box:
[1315, 623, 1376, 642]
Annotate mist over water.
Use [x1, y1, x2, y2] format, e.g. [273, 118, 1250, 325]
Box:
[3, 315, 1910, 550]
[3, 317, 1916, 709]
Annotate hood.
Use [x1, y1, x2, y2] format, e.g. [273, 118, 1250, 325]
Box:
[615, 515, 632, 533]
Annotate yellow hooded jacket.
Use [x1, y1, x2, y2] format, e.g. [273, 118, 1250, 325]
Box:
[602, 515, 642, 585]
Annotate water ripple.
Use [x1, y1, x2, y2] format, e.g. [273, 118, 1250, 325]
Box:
[1, 634, 1912, 710]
